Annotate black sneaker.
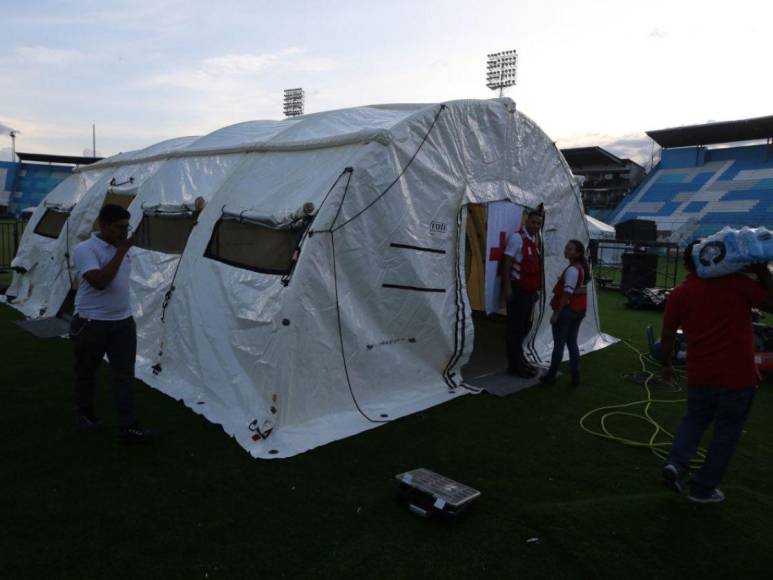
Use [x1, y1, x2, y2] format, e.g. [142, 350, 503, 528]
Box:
[539, 373, 556, 385]
[688, 488, 725, 504]
[662, 462, 686, 494]
[118, 423, 158, 444]
[508, 365, 538, 379]
[77, 413, 103, 432]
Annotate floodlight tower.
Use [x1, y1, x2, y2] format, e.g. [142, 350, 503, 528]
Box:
[486, 50, 518, 97]
[283, 88, 305, 117]
[9, 130, 18, 161]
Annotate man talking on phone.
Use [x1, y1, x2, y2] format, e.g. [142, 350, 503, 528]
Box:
[70, 204, 155, 442]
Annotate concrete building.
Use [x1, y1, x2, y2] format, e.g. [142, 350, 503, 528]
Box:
[560, 146, 645, 222]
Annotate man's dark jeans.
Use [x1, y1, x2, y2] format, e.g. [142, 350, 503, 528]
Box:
[70, 315, 137, 428]
[668, 385, 756, 498]
[547, 307, 584, 376]
[506, 284, 538, 371]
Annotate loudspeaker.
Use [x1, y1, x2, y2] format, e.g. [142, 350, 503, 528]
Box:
[621, 253, 658, 290]
[615, 219, 657, 242]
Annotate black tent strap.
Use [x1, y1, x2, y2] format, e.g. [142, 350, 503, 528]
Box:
[382, 284, 446, 293]
[331, 104, 446, 232]
[389, 243, 446, 255]
[109, 177, 134, 187]
[441, 208, 467, 390]
[330, 225, 389, 424]
[42, 202, 73, 211]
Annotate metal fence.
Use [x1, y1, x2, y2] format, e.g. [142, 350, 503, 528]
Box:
[590, 240, 683, 291]
[0, 219, 25, 271]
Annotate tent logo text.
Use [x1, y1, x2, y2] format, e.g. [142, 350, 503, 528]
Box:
[430, 221, 447, 234]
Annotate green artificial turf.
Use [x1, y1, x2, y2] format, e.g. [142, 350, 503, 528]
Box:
[1, 290, 772, 579]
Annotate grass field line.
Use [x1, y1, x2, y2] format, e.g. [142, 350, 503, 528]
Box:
[518, 490, 686, 512]
[729, 484, 773, 506]
[517, 484, 773, 514]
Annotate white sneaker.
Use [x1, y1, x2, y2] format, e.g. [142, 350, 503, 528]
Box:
[688, 488, 725, 504]
[662, 463, 685, 494]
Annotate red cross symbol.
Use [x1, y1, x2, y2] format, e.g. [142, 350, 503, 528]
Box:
[488, 231, 508, 275]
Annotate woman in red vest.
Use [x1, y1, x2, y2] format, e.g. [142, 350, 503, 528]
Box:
[540, 239, 590, 386]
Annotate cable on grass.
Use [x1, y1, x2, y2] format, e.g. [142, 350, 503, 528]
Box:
[579, 340, 707, 468]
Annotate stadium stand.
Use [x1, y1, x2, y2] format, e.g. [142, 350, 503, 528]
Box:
[0, 152, 102, 216]
[609, 115, 773, 243]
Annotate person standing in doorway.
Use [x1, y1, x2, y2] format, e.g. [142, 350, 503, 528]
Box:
[540, 239, 589, 386]
[502, 209, 543, 377]
[70, 204, 155, 442]
[660, 242, 772, 503]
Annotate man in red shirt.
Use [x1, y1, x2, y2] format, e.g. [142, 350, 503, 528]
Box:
[660, 241, 773, 503]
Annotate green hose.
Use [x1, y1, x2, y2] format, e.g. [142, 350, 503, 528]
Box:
[579, 340, 707, 468]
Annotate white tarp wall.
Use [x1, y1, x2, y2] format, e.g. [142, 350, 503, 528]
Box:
[5, 99, 616, 457]
[484, 201, 523, 315]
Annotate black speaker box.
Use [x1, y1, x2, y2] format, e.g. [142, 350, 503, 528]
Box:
[615, 219, 657, 242]
[621, 253, 658, 290]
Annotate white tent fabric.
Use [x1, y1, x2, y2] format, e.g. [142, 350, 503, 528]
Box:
[586, 214, 616, 240]
[586, 214, 624, 264]
[6, 99, 616, 457]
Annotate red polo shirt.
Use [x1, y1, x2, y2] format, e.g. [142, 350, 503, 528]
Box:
[663, 273, 767, 388]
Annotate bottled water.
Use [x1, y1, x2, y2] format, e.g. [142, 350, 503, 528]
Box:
[693, 226, 773, 278]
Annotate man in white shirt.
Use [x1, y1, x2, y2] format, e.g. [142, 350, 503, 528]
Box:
[70, 204, 155, 442]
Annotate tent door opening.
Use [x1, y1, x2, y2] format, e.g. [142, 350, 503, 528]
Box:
[461, 202, 539, 394]
[460, 203, 507, 384]
[91, 190, 137, 232]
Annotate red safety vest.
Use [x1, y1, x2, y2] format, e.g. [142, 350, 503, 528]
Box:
[550, 264, 587, 313]
[512, 229, 542, 292]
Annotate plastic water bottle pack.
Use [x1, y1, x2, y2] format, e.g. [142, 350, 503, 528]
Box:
[692, 226, 773, 278]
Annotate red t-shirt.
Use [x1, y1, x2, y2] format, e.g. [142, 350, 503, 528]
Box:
[663, 273, 767, 388]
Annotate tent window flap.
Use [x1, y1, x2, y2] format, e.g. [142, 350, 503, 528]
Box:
[204, 218, 303, 275]
[134, 214, 196, 255]
[92, 193, 136, 232]
[34, 209, 70, 239]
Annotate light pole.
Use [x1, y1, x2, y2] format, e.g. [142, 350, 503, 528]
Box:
[283, 88, 305, 117]
[9, 130, 18, 161]
[486, 50, 518, 97]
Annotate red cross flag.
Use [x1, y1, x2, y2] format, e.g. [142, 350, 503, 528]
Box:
[485, 201, 524, 314]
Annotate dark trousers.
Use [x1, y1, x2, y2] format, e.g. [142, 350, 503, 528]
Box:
[70, 315, 137, 427]
[668, 385, 756, 498]
[547, 308, 584, 376]
[506, 284, 538, 371]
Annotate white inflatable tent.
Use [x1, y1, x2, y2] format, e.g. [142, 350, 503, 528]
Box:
[586, 214, 616, 240]
[6, 99, 615, 457]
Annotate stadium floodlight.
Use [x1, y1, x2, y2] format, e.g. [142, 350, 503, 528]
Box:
[486, 50, 518, 97]
[9, 129, 19, 161]
[283, 88, 305, 117]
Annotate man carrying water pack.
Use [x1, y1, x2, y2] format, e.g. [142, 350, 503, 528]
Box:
[660, 241, 773, 503]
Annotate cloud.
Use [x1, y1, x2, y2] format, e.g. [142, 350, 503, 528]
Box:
[14, 45, 91, 65]
[142, 48, 336, 90]
[9, 0, 191, 34]
[0, 147, 12, 162]
[557, 132, 656, 166]
[648, 27, 667, 39]
[604, 135, 657, 166]
[0, 121, 18, 135]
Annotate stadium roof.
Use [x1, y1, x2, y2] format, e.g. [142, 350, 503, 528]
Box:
[646, 115, 773, 148]
[560, 146, 627, 167]
[16, 152, 103, 165]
